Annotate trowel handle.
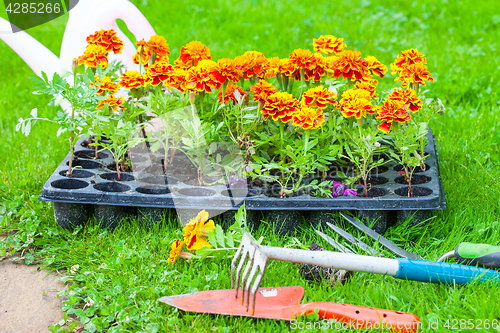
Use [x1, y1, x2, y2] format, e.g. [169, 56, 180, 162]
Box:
[454, 243, 500, 270]
[394, 259, 500, 284]
[296, 302, 420, 333]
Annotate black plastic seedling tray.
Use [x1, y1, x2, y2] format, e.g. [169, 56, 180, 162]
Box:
[39, 129, 446, 231]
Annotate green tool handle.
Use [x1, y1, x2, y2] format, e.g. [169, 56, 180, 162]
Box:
[455, 242, 500, 270]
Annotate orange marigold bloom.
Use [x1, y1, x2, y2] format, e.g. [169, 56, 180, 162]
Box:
[234, 51, 267, 80]
[217, 84, 246, 105]
[395, 63, 434, 88]
[331, 50, 371, 82]
[265, 57, 280, 78]
[261, 91, 300, 123]
[303, 53, 328, 82]
[175, 41, 212, 68]
[184, 60, 220, 93]
[292, 106, 325, 130]
[387, 88, 422, 112]
[289, 48, 315, 71]
[337, 88, 374, 119]
[376, 99, 411, 133]
[96, 95, 125, 111]
[183, 210, 214, 252]
[118, 70, 146, 89]
[250, 80, 278, 103]
[167, 239, 185, 266]
[213, 58, 243, 84]
[86, 29, 123, 55]
[275, 58, 295, 77]
[313, 35, 346, 55]
[90, 75, 119, 95]
[77, 44, 108, 68]
[390, 48, 426, 75]
[302, 86, 337, 109]
[133, 39, 150, 66]
[144, 62, 174, 86]
[364, 56, 388, 78]
[170, 66, 188, 92]
[147, 35, 170, 58]
[355, 81, 378, 99]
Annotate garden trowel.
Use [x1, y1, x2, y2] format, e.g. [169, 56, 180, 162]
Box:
[159, 286, 421, 332]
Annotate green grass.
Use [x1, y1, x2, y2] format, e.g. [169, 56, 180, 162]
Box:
[1, 0, 500, 332]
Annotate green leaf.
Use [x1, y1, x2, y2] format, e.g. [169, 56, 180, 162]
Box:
[227, 231, 234, 248]
[24, 253, 34, 264]
[215, 225, 225, 248]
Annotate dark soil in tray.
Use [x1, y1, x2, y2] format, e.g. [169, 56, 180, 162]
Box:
[395, 174, 432, 185]
[395, 186, 433, 197]
[51, 179, 89, 190]
[136, 185, 171, 195]
[177, 187, 216, 197]
[394, 164, 430, 173]
[184, 176, 223, 186]
[94, 182, 131, 192]
[106, 163, 133, 173]
[136, 174, 179, 186]
[356, 187, 388, 198]
[59, 169, 95, 178]
[100, 172, 134, 182]
[221, 188, 261, 197]
[67, 159, 102, 169]
[74, 150, 108, 159]
[356, 176, 389, 186]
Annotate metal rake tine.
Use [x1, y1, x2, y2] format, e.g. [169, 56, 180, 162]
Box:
[231, 233, 255, 299]
[230, 239, 245, 289]
[246, 250, 268, 315]
[240, 250, 255, 305]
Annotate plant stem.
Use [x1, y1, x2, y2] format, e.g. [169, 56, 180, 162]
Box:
[303, 130, 309, 155]
[299, 69, 305, 100]
[67, 135, 75, 176]
[279, 120, 285, 161]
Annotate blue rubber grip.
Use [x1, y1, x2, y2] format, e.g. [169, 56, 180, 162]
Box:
[394, 258, 500, 284]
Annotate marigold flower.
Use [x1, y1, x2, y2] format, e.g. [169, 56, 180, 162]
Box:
[147, 35, 170, 58]
[234, 51, 267, 80]
[213, 58, 243, 84]
[355, 81, 378, 99]
[96, 95, 125, 111]
[261, 91, 300, 122]
[337, 88, 374, 119]
[313, 35, 346, 55]
[90, 75, 119, 95]
[86, 29, 124, 55]
[144, 62, 174, 86]
[77, 44, 108, 68]
[390, 48, 426, 75]
[302, 86, 337, 109]
[167, 239, 185, 266]
[289, 48, 315, 70]
[331, 50, 370, 82]
[276, 58, 295, 77]
[250, 80, 278, 103]
[292, 106, 325, 130]
[118, 70, 146, 89]
[376, 99, 411, 133]
[303, 53, 328, 82]
[394, 63, 434, 88]
[184, 59, 220, 93]
[183, 210, 215, 251]
[217, 84, 246, 105]
[387, 88, 422, 112]
[364, 56, 388, 78]
[175, 41, 212, 68]
[170, 66, 188, 92]
[133, 39, 150, 66]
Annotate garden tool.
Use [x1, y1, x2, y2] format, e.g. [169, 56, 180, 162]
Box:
[231, 232, 500, 318]
[341, 212, 500, 269]
[437, 243, 500, 269]
[159, 286, 421, 332]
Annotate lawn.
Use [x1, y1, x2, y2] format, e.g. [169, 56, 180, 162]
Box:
[1, 0, 500, 332]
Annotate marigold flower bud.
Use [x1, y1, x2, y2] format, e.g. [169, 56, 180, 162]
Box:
[189, 92, 196, 105]
[72, 58, 78, 74]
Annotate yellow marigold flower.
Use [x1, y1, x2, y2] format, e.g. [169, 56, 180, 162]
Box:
[390, 48, 427, 75]
[90, 75, 119, 95]
[387, 88, 422, 112]
[144, 62, 174, 86]
[118, 70, 146, 89]
[302, 86, 337, 109]
[394, 63, 434, 88]
[331, 50, 370, 82]
[337, 88, 374, 119]
[376, 99, 411, 134]
[183, 210, 215, 252]
[96, 95, 125, 111]
[265, 57, 281, 78]
[213, 58, 243, 84]
[289, 48, 315, 70]
[217, 84, 246, 105]
[261, 91, 300, 123]
[313, 35, 346, 55]
[184, 59, 221, 93]
[170, 66, 188, 92]
[175, 41, 212, 68]
[276, 58, 295, 77]
[77, 44, 108, 69]
[292, 106, 325, 130]
[147, 35, 170, 58]
[303, 53, 329, 82]
[167, 239, 185, 266]
[355, 81, 378, 100]
[364, 55, 388, 78]
[86, 29, 124, 55]
[234, 51, 267, 80]
[250, 80, 278, 103]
